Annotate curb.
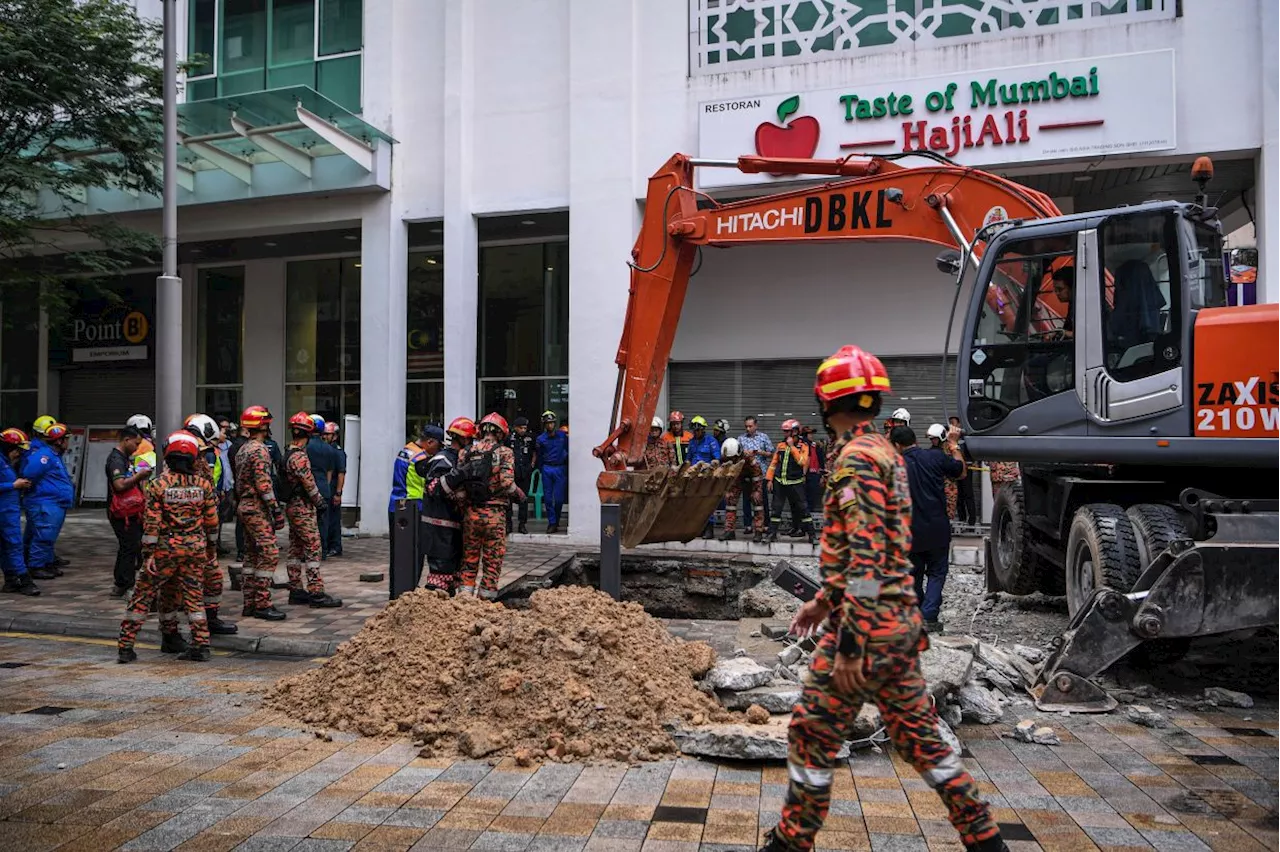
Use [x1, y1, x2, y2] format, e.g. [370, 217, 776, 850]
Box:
[0, 613, 339, 658]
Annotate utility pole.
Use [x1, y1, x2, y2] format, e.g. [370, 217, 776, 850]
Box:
[155, 0, 183, 438]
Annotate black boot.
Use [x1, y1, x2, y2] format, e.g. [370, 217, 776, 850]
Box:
[30, 566, 57, 580]
[117, 647, 137, 664]
[719, 530, 736, 542]
[3, 575, 40, 596]
[53, 555, 70, 568]
[756, 828, 789, 852]
[160, 633, 188, 655]
[207, 608, 238, 635]
[965, 835, 1010, 852]
[702, 524, 714, 540]
[766, 530, 778, 544]
[806, 530, 818, 546]
[177, 644, 211, 662]
[518, 523, 528, 534]
[228, 565, 243, 591]
[308, 592, 343, 608]
[249, 606, 287, 621]
[288, 588, 311, 605]
[752, 530, 764, 544]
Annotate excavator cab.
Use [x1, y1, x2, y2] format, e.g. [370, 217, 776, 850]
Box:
[957, 201, 1244, 465]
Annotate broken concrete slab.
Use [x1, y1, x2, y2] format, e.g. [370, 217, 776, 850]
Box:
[1204, 687, 1254, 708]
[1031, 726, 1060, 745]
[777, 645, 803, 667]
[675, 716, 850, 761]
[974, 641, 1037, 687]
[760, 621, 790, 640]
[1012, 719, 1037, 742]
[957, 684, 1003, 724]
[1126, 705, 1170, 728]
[704, 657, 774, 691]
[717, 683, 802, 714]
[851, 703, 881, 740]
[1012, 644, 1045, 664]
[919, 638, 975, 701]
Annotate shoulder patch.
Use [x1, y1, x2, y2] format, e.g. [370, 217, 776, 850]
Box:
[40, 457, 48, 465]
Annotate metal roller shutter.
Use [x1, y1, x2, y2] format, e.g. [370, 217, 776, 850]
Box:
[59, 367, 155, 426]
[670, 356, 957, 439]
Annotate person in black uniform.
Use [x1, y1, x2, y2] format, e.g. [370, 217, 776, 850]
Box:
[507, 417, 535, 534]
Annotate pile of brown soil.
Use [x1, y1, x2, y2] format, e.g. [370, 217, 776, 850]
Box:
[267, 586, 732, 762]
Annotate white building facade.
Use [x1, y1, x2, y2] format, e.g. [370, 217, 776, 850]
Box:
[5, 0, 1275, 540]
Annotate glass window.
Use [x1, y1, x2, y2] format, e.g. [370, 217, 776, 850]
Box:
[1099, 211, 1182, 383]
[406, 381, 444, 443]
[221, 0, 267, 75]
[199, 387, 243, 423]
[967, 235, 1076, 430]
[317, 55, 361, 112]
[271, 0, 314, 66]
[1, 282, 40, 392]
[0, 392, 38, 430]
[1189, 220, 1228, 309]
[407, 251, 444, 380]
[197, 266, 244, 387]
[319, 0, 362, 55]
[189, 0, 217, 76]
[479, 241, 569, 379]
[478, 379, 569, 433]
[286, 256, 360, 424]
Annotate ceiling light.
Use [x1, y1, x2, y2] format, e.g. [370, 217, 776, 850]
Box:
[1073, 174, 1093, 182]
[546, 267, 554, 272]
[426, 257, 437, 265]
[264, 241, 278, 247]
[520, 219, 536, 226]
[353, 263, 362, 268]
[430, 227, 442, 234]
[344, 234, 358, 241]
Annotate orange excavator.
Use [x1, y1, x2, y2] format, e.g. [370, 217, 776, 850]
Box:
[595, 152, 1277, 709]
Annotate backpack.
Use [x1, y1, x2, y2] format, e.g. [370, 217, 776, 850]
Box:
[275, 447, 305, 503]
[459, 448, 496, 504]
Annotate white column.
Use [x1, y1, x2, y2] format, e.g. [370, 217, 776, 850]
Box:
[442, 0, 478, 422]
[1258, 0, 1279, 304]
[566, 0, 640, 542]
[181, 262, 198, 415]
[359, 196, 409, 535]
[241, 259, 286, 426]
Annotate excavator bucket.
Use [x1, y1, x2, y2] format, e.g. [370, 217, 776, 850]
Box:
[597, 461, 745, 548]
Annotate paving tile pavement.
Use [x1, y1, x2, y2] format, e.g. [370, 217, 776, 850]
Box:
[0, 635, 1275, 851]
[0, 512, 573, 656]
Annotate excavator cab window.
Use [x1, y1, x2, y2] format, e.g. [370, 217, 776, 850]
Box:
[1097, 210, 1183, 383]
[966, 234, 1076, 430]
[1187, 218, 1229, 308]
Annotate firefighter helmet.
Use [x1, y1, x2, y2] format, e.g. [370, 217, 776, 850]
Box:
[0, 428, 29, 450]
[541, 410, 557, 423]
[289, 411, 316, 433]
[668, 410, 684, 423]
[32, 415, 56, 436]
[44, 423, 69, 441]
[714, 418, 730, 434]
[891, 407, 912, 423]
[480, 412, 509, 438]
[691, 415, 707, 428]
[164, 431, 201, 459]
[324, 421, 339, 435]
[311, 414, 326, 432]
[126, 414, 154, 435]
[447, 417, 477, 439]
[651, 416, 663, 429]
[721, 437, 741, 458]
[781, 418, 801, 432]
[814, 345, 892, 405]
[240, 406, 273, 430]
[184, 413, 218, 446]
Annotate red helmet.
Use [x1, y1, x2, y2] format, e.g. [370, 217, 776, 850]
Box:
[781, 418, 801, 432]
[323, 421, 338, 435]
[447, 417, 477, 439]
[241, 405, 273, 430]
[164, 431, 202, 459]
[669, 410, 684, 423]
[44, 423, 69, 441]
[0, 428, 29, 450]
[479, 412, 509, 437]
[289, 411, 316, 433]
[814, 345, 891, 404]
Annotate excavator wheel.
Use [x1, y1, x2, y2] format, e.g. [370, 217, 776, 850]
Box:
[1064, 503, 1141, 619]
[989, 484, 1051, 596]
[1125, 503, 1194, 666]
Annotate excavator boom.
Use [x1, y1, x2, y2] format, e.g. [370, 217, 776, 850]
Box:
[596, 153, 1062, 547]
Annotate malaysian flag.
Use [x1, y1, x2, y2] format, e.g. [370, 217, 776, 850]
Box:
[407, 350, 443, 372]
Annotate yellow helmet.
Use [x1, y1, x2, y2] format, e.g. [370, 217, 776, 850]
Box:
[32, 415, 56, 436]
[691, 415, 708, 428]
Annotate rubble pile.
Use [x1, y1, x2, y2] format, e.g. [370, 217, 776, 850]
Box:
[267, 587, 731, 762]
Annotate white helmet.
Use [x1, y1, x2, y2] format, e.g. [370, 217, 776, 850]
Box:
[891, 407, 912, 424]
[927, 423, 947, 441]
[721, 437, 740, 458]
[126, 414, 153, 435]
[184, 413, 219, 445]
[651, 416, 663, 429]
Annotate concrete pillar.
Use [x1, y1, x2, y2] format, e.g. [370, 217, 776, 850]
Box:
[180, 262, 198, 415]
[359, 196, 409, 535]
[566, 0, 639, 542]
[441, 0, 478, 422]
[241, 259, 285, 427]
[1258, 0, 1279, 304]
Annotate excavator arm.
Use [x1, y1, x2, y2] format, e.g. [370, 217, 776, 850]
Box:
[596, 153, 1062, 547]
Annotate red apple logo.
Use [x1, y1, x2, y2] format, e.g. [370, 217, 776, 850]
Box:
[754, 95, 820, 162]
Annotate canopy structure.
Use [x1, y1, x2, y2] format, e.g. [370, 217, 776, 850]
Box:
[41, 86, 395, 216]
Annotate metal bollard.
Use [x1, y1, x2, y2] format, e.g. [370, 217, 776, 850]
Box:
[600, 503, 621, 600]
[390, 500, 418, 600]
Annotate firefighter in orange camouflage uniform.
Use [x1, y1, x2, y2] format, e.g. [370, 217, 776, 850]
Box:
[449, 412, 514, 599]
[759, 345, 1006, 852]
[283, 412, 342, 608]
[118, 432, 219, 664]
[235, 406, 287, 621]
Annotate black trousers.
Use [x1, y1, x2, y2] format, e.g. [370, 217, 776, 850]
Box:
[109, 515, 143, 590]
[325, 499, 343, 553]
[507, 475, 531, 531]
[235, 518, 245, 558]
[957, 476, 977, 525]
[770, 481, 813, 532]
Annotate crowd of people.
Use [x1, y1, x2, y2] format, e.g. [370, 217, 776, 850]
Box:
[389, 409, 568, 599]
[0, 406, 351, 664]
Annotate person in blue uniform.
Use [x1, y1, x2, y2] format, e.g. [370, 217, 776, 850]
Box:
[533, 411, 568, 534]
[21, 422, 75, 580]
[0, 429, 38, 595]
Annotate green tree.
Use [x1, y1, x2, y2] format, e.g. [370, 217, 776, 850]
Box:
[0, 0, 165, 324]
